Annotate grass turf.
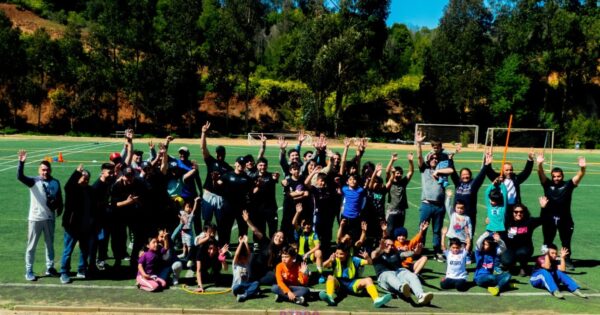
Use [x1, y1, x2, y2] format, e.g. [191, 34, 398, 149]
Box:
[0, 136, 599, 313]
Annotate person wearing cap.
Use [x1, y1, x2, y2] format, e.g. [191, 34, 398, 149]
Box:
[200, 122, 233, 226]
[277, 131, 307, 177]
[214, 156, 252, 246]
[17, 150, 63, 281]
[393, 222, 429, 275]
[415, 131, 453, 263]
[59, 164, 94, 284]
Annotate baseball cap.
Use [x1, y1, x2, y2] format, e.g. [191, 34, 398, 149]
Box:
[236, 156, 246, 165]
[178, 146, 189, 153]
[394, 227, 408, 238]
[109, 152, 122, 163]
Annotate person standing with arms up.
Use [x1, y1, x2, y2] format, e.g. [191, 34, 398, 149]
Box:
[17, 150, 63, 281]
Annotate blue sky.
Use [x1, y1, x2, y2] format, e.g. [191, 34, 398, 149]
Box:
[387, 0, 448, 29]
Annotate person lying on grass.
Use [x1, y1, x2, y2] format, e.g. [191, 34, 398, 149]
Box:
[319, 244, 392, 308]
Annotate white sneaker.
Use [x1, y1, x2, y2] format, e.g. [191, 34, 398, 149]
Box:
[418, 292, 434, 305]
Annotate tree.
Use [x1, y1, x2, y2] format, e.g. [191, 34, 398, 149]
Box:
[0, 11, 28, 127]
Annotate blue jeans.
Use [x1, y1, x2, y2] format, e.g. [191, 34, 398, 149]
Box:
[475, 272, 511, 289]
[419, 202, 444, 252]
[233, 281, 260, 297]
[271, 284, 309, 299]
[59, 230, 88, 274]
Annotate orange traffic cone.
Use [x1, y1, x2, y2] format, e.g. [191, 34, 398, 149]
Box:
[58, 152, 64, 163]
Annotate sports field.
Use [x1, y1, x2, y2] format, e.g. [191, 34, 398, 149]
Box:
[1, 135, 599, 313]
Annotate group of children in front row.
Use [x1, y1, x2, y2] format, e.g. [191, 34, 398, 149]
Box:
[137, 191, 586, 307]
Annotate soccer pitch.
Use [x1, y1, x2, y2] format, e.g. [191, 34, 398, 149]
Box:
[0, 135, 599, 313]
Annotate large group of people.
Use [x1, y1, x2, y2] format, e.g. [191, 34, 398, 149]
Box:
[17, 125, 589, 307]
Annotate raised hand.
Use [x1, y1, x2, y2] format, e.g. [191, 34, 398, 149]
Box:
[242, 210, 250, 222]
[148, 140, 155, 150]
[538, 196, 549, 208]
[578, 156, 586, 168]
[165, 135, 174, 143]
[299, 261, 308, 274]
[295, 202, 303, 213]
[407, 152, 414, 162]
[560, 247, 569, 258]
[277, 136, 288, 150]
[125, 129, 134, 142]
[485, 150, 493, 165]
[220, 244, 229, 255]
[343, 137, 351, 148]
[380, 221, 387, 232]
[415, 130, 426, 144]
[536, 153, 544, 165]
[77, 164, 84, 173]
[259, 133, 267, 144]
[359, 250, 369, 259]
[528, 148, 535, 160]
[297, 130, 307, 144]
[18, 150, 27, 162]
[361, 221, 368, 232]
[420, 220, 430, 231]
[201, 121, 211, 133]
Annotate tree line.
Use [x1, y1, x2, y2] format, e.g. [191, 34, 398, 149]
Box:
[0, 0, 598, 146]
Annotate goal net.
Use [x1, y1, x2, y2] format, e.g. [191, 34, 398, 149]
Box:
[484, 127, 555, 168]
[247, 132, 313, 146]
[414, 124, 479, 148]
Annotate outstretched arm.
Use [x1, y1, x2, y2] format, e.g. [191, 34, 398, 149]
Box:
[200, 122, 211, 159]
[572, 156, 586, 186]
[415, 131, 425, 169]
[17, 150, 35, 187]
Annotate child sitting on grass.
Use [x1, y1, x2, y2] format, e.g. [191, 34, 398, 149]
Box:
[137, 237, 169, 292]
[529, 244, 587, 299]
[474, 232, 511, 296]
[319, 244, 392, 308]
[231, 235, 260, 302]
[292, 203, 324, 283]
[272, 245, 310, 306]
[440, 228, 470, 291]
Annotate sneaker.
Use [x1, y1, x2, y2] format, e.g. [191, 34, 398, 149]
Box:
[572, 289, 588, 299]
[294, 296, 306, 305]
[177, 253, 186, 259]
[565, 258, 575, 271]
[172, 278, 179, 286]
[435, 253, 446, 263]
[25, 271, 36, 281]
[318, 276, 326, 284]
[45, 267, 59, 277]
[60, 273, 71, 284]
[76, 272, 86, 279]
[540, 245, 548, 255]
[123, 256, 131, 262]
[400, 283, 411, 298]
[373, 293, 392, 308]
[236, 293, 247, 302]
[96, 260, 106, 271]
[319, 291, 336, 306]
[487, 286, 500, 296]
[417, 292, 434, 305]
[465, 256, 473, 265]
[274, 294, 284, 303]
[186, 260, 193, 268]
[552, 290, 565, 299]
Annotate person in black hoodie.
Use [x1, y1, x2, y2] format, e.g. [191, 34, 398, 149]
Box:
[59, 164, 94, 284]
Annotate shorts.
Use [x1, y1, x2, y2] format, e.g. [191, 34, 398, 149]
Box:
[337, 278, 362, 294]
[181, 230, 192, 247]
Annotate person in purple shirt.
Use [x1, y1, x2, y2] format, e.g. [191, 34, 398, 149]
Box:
[137, 237, 169, 292]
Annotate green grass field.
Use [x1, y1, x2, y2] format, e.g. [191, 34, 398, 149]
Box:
[1, 135, 599, 313]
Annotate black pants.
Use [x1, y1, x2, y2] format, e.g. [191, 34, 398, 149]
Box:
[542, 214, 574, 254]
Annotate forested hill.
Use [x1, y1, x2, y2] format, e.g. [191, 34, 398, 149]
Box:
[0, 0, 598, 147]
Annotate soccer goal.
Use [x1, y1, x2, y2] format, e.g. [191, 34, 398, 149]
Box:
[414, 124, 479, 148]
[247, 132, 313, 146]
[484, 127, 555, 168]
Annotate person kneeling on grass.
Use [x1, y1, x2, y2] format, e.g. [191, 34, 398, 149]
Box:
[231, 235, 260, 302]
[529, 244, 587, 299]
[474, 232, 512, 296]
[292, 203, 324, 283]
[372, 237, 434, 305]
[194, 239, 229, 292]
[137, 237, 170, 292]
[319, 244, 392, 308]
[272, 245, 310, 306]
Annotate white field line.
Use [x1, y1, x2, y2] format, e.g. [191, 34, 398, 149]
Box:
[0, 143, 99, 166]
[0, 282, 598, 297]
[0, 143, 113, 173]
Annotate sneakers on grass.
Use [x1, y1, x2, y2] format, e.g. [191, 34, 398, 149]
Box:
[572, 289, 588, 299]
[417, 292, 434, 305]
[552, 290, 564, 299]
[373, 293, 392, 308]
[487, 286, 500, 296]
[400, 283, 411, 298]
[45, 267, 59, 277]
[319, 291, 336, 306]
[25, 271, 36, 281]
[60, 273, 71, 284]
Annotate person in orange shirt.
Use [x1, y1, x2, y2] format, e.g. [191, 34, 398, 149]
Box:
[393, 221, 429, 274]
[271, 246, 310, 306]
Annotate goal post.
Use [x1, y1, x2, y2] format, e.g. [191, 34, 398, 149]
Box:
[484, 127, 555, 168]
[414, 124, 479, 148]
